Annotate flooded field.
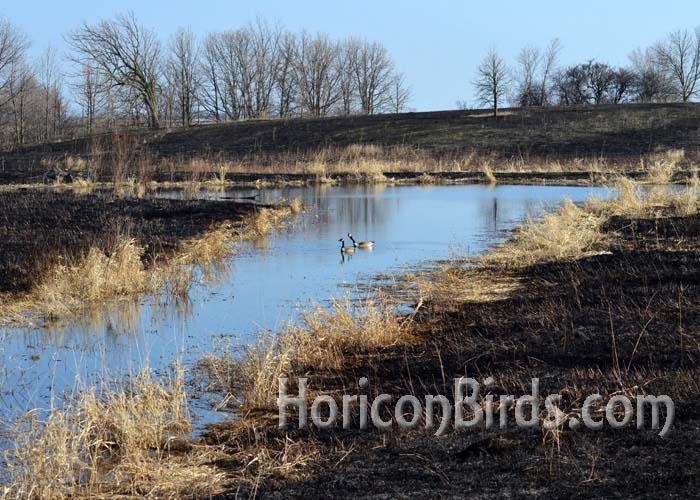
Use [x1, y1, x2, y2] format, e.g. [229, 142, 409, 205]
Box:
[0, 183, 612, 431]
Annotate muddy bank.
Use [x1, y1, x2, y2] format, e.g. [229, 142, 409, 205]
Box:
[207, 206, 700, 498]
[2, 169, 691, 194]
[0, 190, 260, 295]
[150, 170, 620, 187]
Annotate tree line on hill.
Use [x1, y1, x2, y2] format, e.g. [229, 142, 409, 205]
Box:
[0, 13, 411, 148]
[474, 29, 700, 115]
[3, 12, 700, 149]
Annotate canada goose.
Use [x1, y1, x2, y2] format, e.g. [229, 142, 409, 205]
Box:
[338, 238, 355, 254]
[347, 233, 374, 249]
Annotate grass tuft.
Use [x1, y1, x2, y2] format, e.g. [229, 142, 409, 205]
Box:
[1, 364, 227, 499]
[481, 161, 497, 185]
[290, 197, 303, 215]
[32, 238, 158, 321]
[484, 198, 605, 266]
[201, 296, 409, 409]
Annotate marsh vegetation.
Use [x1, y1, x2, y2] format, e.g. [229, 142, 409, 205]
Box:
[2, 178, 698, 498]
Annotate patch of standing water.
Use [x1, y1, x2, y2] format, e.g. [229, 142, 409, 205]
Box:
[0, 183, 614, 439]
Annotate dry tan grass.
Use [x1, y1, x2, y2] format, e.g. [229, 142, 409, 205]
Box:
[204, 418, 322, 489]
[203, 296, 410, 409]
[417, 265, 520, 305]
[1, 365, 227, 499]
[638, 148, 684, 184]
[208, 164, 230, 186]
[481, 162, 497, 185]
[648, 148, 685, 164]
[484, 174, 700, 269]
[290, 197, 303, 214]
[416, 173, 438, 184]
[587, 176, 699, 218]
[31, 238, 160, 321]
[176, 222, 236, 266]
[483, 198, 605, 267]
[584, 176, 641, 216]
[1, 203, 299, 326]
[239, 206, 294, 241]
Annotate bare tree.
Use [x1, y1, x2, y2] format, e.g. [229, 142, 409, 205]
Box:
[203, 22, 281, 121]
[629, 47, 674, 102]
[68, 12, 162, 128]
[387, 72, 411, 113]
[295, 32, 341, 117]
[160, 74, 176, 127]
[37, 45, 63, 140]
[0, 18, 29, 106]
[473, 47, 509, 116]
[554, 65, 590, 105]
[337, 39, 358, 115]
[540, 38, 561, 105]
[654, 28, 700, 102]
[275, 30, 298, 117]
[167, 27, 199, 127]
[352, 40, 394, 114]
[245, 20, 281, 119]
[72, 64, 107, 134]
[514, 45, 541, 106]
[199, 33, 225, 121]
[609, 67, 636, 104]
[207, 31, 244, 120]
[7, 61, 35, 144]
[455, 99, 471, 110]
[585, 61, 615, 104]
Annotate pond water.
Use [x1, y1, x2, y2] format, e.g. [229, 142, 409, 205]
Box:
[0, 183, 613, 431]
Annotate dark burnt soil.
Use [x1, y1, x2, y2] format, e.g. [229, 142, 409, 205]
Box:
[0, 190, 258, 294]
[209, 212, 700, 499]
[3, 102, 700, 185]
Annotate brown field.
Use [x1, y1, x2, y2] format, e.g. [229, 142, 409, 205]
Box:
[2, 104, 700, 498]
[190, 183, 700, 499]
[0, 190, 296, 326]
[2, 103, 700, 186]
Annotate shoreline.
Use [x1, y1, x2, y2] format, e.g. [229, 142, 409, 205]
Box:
[0, 191, 298, 327]
[2, 179, 699, 497]
[202, 180, 699, 498]
[0, 168, 695, 194]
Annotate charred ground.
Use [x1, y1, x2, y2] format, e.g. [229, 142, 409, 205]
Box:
[207, 209, 700, 499]
[2, 103, 700, 184]
[0, 190, 258, 294]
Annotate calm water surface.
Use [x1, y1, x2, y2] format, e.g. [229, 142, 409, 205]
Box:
[0, 183, 612, 428]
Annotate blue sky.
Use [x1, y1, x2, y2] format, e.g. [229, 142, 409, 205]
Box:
[4, 0, 699, 111]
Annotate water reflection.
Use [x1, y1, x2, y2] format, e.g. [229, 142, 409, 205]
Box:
[0, 183, 613, 428]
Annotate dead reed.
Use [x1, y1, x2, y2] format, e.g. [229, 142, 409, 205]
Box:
[483, 198, 606, 267]
[1, 364, 228, 499]
[0, 201, 299, 327]
[200, 295, 410, 409]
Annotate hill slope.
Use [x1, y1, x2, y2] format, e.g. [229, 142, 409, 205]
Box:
[1, 103, 699, 184]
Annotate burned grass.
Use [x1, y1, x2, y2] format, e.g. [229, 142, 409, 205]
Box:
[6, 103, 700, 187]
[199, 185, 700, 498]
[0, 190, 295, 325]
[5, 181, 700, 498]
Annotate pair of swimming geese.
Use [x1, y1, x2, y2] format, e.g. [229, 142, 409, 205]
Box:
[338, 233, 374, 254]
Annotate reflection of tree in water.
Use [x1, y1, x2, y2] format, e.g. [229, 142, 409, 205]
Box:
[320, 187, 397, 244]
[476, 196, 541, 231]
[246, 184, 399, 241]
[162, 185, 398, 240]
